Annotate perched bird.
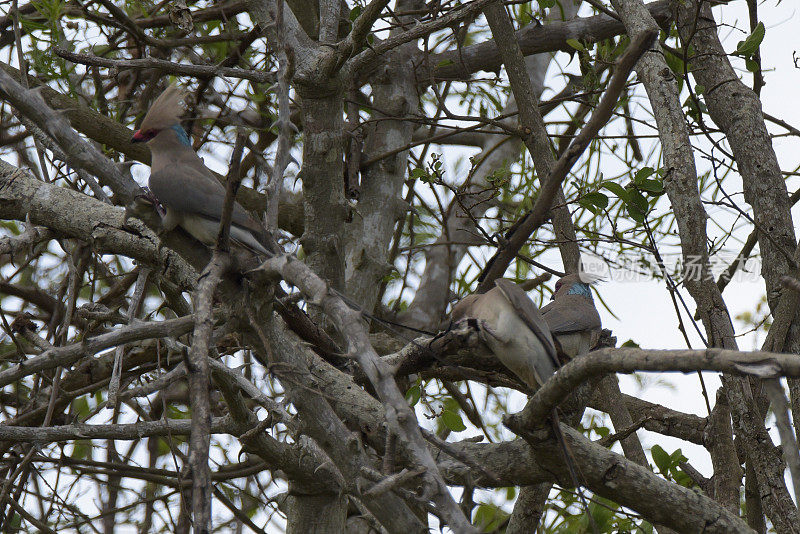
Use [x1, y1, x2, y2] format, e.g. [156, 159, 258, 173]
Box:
[451, 278, 559, 389]
[131, 85, 273, 255]
[453, 276, 599, 529]
[540, 274, 602, 359]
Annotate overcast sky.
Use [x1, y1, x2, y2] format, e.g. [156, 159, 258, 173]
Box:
[585, 0, 800, 482]
[33, 0, 800, 526]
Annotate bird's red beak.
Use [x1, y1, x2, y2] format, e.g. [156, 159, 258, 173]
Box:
[131, 130, 147, 143]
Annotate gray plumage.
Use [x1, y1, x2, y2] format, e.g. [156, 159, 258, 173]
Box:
[132, 85, 272, 255]
[540, 274, 602, 358]
[451, 279, 559, 389]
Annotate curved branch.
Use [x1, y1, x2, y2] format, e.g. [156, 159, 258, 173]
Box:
[0, 315, 195, 389]
[421, 0, 673, 82]
[512, 346, 800, 428]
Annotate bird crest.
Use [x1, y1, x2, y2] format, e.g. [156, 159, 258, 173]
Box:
[577, 253, 607, 284]
[576, 270, 605, 284]
[140, 84, 186, 132]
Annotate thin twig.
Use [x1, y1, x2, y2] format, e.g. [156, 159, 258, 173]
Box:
[478, 29, 658, 290]
[0, 68, 140, 202]
[55, 48, 275, 83]
[265, 7, 292, 232]
[108, 267, 151, 408]
[763, 378, 800, 509]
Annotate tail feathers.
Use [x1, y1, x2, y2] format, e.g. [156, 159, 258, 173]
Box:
[180, 213, 279, 257]
[229, 224, 277, 257]
[551, 410, 599, 534]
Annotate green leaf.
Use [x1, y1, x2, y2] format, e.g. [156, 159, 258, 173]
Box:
[684, 94, 708, 122]
[71, 439, 92, 460]
[633, 166, 655, 184]
[586, 191, 609, 208]
[601, 181, 629, 203]
[411, 168, 428, 179]
[651, 444, 670, 473]
[627, 204, 646, 223]
[694, 84, 705, 95]
[746, 59, 760, 72]
[381, 270, 400, 284]
[6, 513, 20, 530]
[566, 39, 585, 52]
[505, 486, 517, 500]
[588, 496, 618, 528]
[487, 166, 511, 183]
[0, 220, 20, 233]
[637, 179, 664, 195]
[622, 339, 640, 348]
[405, 385, 421, 407]
[441, 410, 467, 432]
[473, 503, 509, 531]
[670, 448, 688, 464]
[663, 48, 685, 75]
[349, 5, 362, 21]
[167, 405, 190, 419]
[72, 395, 90, 417]
[735, 22, 765, 57]
[627, 189, 649, 213]
[578, 191, 609, 214]
[156, 438, 169, 456]
[672, 467, 694, 487]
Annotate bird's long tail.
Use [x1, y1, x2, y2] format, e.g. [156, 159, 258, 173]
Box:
[551, 409, 599, 534]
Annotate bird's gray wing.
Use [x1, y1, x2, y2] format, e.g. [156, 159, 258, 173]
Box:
[541, 295, 601, 334]
[451, 294, 481, 321]
[149, 164, 265, 237]
[494, 279, 559, 365]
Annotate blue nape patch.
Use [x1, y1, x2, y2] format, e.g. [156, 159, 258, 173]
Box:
[568, 282, 592, 298]
[170, 124, 191, 146]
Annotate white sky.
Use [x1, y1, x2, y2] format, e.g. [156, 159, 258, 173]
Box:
[5, 0, 800, 530]
[599, 0, 800, 480]
[422, 2, 800, 524]
[134, 0, 800, 524]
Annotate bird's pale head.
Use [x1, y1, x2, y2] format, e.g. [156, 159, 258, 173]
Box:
[131, 84, 189, 145]
[552, 273, 593, 300]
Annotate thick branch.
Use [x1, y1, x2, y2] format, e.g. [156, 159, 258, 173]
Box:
[511, 346, 800, 434]
[0, 315, 195, 389]
[0, 159, 199, 289]
[0, 417, 235, 442]
[420, 0, 673, 82]
[505, 424, 752, 533]
[256, 255, 476, 532]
